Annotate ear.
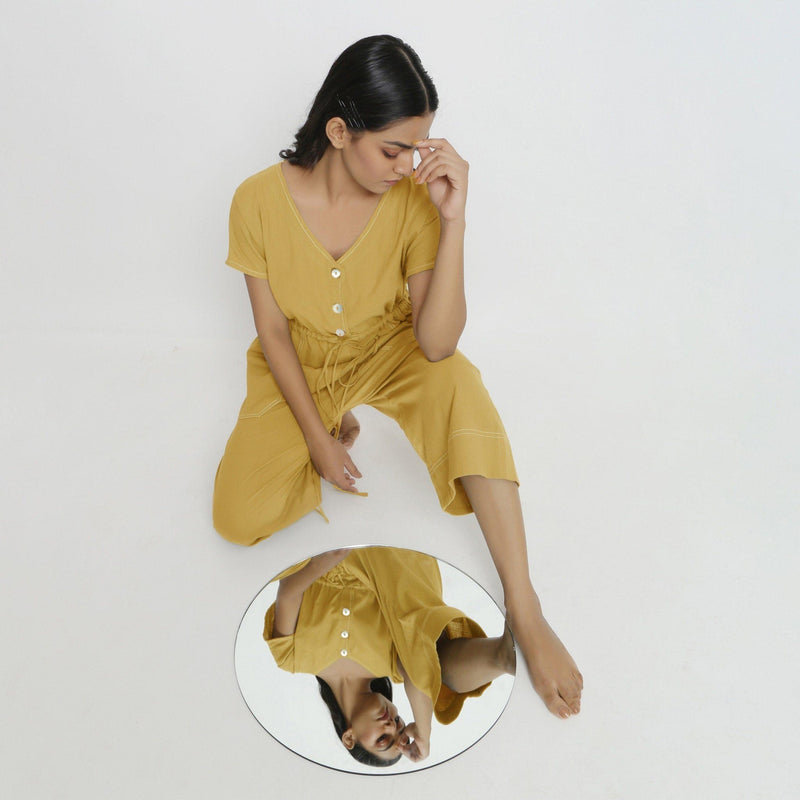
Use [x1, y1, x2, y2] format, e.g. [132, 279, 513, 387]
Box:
[341, 728, 356, 751]
[326, 117, 350, 150]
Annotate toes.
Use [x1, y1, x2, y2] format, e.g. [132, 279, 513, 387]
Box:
[541, 687, 573, 719]
[565, 694, 581, 714]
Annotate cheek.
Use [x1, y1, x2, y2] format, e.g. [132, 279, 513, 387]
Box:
[355, 147, 383, 174]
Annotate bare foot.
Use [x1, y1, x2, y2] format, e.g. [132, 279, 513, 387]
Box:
[335, 410, 360, 450]
[506, 593, 583, 719]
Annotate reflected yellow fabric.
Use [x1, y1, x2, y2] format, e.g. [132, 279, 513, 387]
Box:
[263, 547, 490, 724]
[213, 163, 519, 546]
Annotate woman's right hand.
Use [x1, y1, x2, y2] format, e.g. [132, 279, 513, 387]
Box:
[307, 433, 362, 493]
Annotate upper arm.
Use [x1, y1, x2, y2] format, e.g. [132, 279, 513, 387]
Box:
[407, 270, 434, 339]
[244, 273, 289, 338]
[271, 583, 304, 638]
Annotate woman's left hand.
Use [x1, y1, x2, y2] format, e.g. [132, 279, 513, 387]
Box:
[397, 722, 429, 762]
[412, 138, 468, 223]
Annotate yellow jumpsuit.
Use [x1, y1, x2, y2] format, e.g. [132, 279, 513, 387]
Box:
[263, 547, 491, 724]
[213, 162, 519, 546]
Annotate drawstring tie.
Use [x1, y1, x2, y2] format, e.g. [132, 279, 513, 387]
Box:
[316, 332, 385, 441]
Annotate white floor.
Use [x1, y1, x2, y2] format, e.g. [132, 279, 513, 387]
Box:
[3, 324, 797, 798]
[3, 3, 799, 797]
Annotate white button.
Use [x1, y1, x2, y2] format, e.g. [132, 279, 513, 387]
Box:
[342, 608, 350, 616]
[335, 329, 345, 337]
[341, 631, 349, 638]
[331, 268, 341, 279]
[340, 649, 348, 657]
[332, 303, 342, 314]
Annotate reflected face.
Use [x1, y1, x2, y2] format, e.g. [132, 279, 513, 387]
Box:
[344, 692, 407, 760]
[339, 113, 435, 195]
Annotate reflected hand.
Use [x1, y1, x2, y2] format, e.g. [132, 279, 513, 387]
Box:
[397, 722, 429, 762]
[307, 433, 362, 493]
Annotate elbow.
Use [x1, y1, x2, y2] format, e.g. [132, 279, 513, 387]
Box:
[416, 335, 457, 362]
[413, 312, 465, 362]
[413, 327, 462, 362]
[421, 345, 456, 362]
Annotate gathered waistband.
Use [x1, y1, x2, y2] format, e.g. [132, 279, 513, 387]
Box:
[287, 298, 414, 440]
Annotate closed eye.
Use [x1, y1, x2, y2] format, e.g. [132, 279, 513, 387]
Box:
[382, 151, 399, 159]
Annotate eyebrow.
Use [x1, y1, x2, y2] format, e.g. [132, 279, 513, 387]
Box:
[381, 140, 416, 150]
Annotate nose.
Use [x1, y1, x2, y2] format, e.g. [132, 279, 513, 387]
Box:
[396, 151, 414, 177]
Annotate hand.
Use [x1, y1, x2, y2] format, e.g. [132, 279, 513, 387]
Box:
[412, 137, 468, 223]
[396, 722, 429, 762]
[307, 433, 362, 493]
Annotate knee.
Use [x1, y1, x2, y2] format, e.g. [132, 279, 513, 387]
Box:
[212, 497, 271, 547]
[212, 462, 278, 547]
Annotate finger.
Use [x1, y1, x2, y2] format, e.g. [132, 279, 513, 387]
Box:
[326, 470, 355, 493]
[344, 455, 362, 478]
[415, 155, 462, 185]
[413, 151, 447, 178]
[413, 138, 453, 152]
[417, 164, 461, 187]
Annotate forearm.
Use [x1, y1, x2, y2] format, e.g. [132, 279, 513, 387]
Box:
[398, 661, 433, 740]
[258, 328, 330, 445]
[414, 218, 467, 361]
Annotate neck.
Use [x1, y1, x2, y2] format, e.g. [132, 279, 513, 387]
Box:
[322, 668, 375, 723]
[312, 148, 374, 205]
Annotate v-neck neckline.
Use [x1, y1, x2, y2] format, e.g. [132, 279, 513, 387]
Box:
[276, 161, 391, 265]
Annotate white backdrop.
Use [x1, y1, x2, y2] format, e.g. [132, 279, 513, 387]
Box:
[2, 2, 798, 798]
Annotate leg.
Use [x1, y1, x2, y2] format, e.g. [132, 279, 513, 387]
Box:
[459, 475, 584, 719]
[213, 403, 323, 546]
[436, 624, 516, 694]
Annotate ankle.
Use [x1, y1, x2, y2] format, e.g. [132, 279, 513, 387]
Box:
[504, 584, 543, 622]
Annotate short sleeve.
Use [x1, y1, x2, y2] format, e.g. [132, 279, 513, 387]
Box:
[263, 603, 296, 673]
[225, 180, 268, 279]
[403, 194, 441, 280]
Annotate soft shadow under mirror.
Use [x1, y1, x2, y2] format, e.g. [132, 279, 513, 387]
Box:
[234, 545, 515, 774]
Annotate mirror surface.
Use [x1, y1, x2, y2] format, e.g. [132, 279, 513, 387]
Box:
[234, 545, 515, 774]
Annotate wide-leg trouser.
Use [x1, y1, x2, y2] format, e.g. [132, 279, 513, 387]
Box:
[212, 320, 518, 546]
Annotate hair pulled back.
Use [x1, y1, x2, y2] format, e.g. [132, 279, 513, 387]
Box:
[280, 34, 438, 169]
[316, 676, 403, 767]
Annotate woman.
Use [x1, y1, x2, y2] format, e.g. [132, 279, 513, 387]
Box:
[264, 547, 517, 766]
[214, 34, 583, 719]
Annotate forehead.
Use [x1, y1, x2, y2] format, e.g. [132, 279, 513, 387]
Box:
[370, 113, 435, 146]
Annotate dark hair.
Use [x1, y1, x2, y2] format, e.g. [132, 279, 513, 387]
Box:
[279, 34, 439, 168]
[316, 676, 403, 767]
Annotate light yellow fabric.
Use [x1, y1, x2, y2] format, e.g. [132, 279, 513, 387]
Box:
[262, 547, 490, 724]
[213, 162, 519, 546]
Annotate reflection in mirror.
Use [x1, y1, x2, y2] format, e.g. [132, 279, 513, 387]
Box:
[235, 545, 516, 774]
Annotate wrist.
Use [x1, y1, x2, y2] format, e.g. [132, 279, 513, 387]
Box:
[304, 425, 332, 448]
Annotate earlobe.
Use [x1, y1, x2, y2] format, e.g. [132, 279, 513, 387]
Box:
[341, 729, 356, 750]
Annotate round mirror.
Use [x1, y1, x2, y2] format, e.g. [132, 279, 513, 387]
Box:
[234, 545, 515, 774]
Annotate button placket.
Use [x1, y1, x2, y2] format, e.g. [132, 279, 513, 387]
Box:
[339, 600, 350, 657]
